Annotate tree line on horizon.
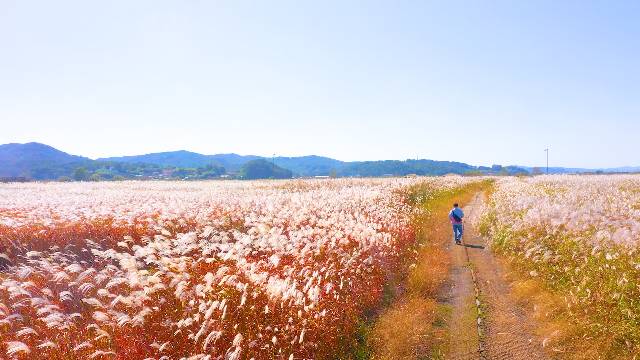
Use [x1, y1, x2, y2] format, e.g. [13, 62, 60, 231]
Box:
[0, 142, 530, 182]
[1, 159, 528, 182]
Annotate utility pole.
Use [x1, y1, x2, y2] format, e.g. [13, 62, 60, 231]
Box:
[544, 148, 549, 174]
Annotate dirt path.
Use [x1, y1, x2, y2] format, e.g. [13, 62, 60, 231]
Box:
[443, 193, 549, 360]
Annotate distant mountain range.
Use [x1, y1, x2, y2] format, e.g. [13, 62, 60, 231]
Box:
[98, 149, 527, 177]
[0, 142, 637, 181]
[0, 142, 89, 178]
[99, 151, 263, 172]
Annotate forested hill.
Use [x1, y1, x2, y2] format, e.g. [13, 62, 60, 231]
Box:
[99, 150, 529, 177]
[0, 142, 534, 181]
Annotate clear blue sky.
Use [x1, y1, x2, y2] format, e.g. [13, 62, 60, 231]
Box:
[1, 1, 638, 168]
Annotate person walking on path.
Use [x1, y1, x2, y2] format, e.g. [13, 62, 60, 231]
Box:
[449, 203, 464, 245]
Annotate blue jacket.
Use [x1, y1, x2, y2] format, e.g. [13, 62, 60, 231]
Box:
[449, 207, 464, 224]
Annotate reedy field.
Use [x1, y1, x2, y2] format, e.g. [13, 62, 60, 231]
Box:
[0, 178, 477, 359]
[481, 175, 640, 358]
[1, 175, 640, 359]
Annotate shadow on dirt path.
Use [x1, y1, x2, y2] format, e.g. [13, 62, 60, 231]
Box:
[443, 193, 549, 360]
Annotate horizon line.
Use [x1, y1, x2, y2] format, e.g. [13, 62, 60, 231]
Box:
[3, 141, 638, 171]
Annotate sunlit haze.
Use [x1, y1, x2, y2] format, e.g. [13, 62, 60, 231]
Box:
[1, 1, 638, 168]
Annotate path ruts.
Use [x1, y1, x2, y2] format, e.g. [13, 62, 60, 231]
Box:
[443, 193, 549, 360]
